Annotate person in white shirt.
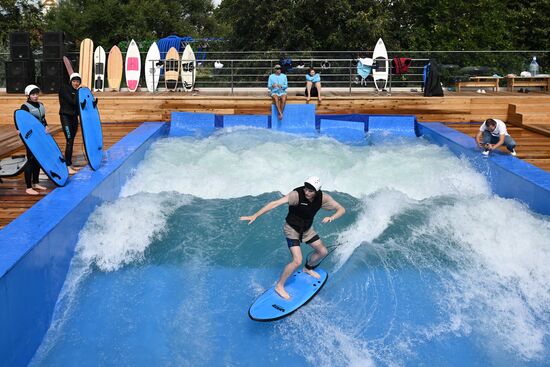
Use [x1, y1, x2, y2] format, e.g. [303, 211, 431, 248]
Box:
[476, 118, 517, 156]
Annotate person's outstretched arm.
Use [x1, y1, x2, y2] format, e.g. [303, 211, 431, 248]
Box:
[240, 195, 289, 225]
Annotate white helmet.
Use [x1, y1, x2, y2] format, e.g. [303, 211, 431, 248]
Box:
[70, 72, 82, 81]
[24, 84, 40, 96]
[304, 176, 322, 191]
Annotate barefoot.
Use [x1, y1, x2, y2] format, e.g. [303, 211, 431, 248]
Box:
[68, 166, 78, 175]
[26, 188, 39, 195]
[274, 285, 291, 300]
[306, 97, 310, 102]
[304, 267, 321, 279]
[33, 184, 47, 190]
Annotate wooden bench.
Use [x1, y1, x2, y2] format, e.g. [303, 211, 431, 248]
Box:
[506, 76, 550, 91]
[455, 76, 500, 92]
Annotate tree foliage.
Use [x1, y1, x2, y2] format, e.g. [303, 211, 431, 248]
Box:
[44, 0, 217, 49]
[0, 0, 45, 48]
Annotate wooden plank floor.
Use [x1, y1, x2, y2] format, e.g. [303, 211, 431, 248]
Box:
[0, 122, 141, 229]
[442, 122, 550, 170]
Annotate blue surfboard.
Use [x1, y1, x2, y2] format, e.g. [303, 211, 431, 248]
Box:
[14, 109, 69, 186]
[78, 87, 103, 170]
[249, 268, 328, 321]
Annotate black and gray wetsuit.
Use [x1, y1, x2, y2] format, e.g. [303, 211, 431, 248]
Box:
[19, 101, 48, 189]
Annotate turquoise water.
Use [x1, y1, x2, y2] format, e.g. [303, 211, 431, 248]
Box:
[30, 129, 550, 366]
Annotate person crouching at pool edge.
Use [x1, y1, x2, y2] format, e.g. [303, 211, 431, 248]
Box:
[239, 176, 345, 300]
[268, 64, 288, 120]
[18, 85, 49, 195]
[475, 118, 517, 157]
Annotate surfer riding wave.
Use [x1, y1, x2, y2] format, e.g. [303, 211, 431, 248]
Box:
[240, 176, 345, 300]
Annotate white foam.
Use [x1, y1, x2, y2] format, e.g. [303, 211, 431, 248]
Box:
[121, 129, 489, 200]
[333, 189, 415, 271]
[416, 197, 550, 359]
[76, 192, 191, 272]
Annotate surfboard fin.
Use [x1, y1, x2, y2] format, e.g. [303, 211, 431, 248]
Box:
[59, 156, 66, 163]
[80, 99, 87, 109]
[93, 98, 98, 108]
[50, 171, 61, 179]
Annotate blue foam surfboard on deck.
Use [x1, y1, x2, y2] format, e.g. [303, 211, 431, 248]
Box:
[14, 109, 68, 186]
[78, 87, 104, 170]
[249, 268, 328, 321]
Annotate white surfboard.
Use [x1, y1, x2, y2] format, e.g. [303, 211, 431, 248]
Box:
[93, 46, 106, 92]
[125, 39, 141, 92]
[180, 44, 196, 92]
[372, 38, 388, 91]
[144, 42, 161, 92]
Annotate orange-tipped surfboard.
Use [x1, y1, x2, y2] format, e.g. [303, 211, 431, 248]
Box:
[107, 45, 123, 91]
[79, 38, 94, 88]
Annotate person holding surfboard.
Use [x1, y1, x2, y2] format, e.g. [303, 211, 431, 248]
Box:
[59, 73, 82, 174]
[305, 67, 322, 102]
[19, 85, 49, 195]
[268, 65, 288, 120]
[240, 176, 345, 300]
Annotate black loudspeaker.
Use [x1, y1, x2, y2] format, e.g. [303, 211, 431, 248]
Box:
[41, 61, 63, 93]
[5, 61, 35, 93]
[9, 32, 32, 60]
[43, 32, 65, 60]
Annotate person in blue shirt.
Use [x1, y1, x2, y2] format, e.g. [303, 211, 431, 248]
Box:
[305, 67, 322, 102]
[268, 64, 288, 120]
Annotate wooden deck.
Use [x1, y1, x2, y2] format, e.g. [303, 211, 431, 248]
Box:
[1, 90, 550, 229]
[442, 123, 550, 171]
[0, 122, 141, 229]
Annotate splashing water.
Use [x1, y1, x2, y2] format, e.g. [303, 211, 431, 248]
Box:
[30, 128, 550, 367]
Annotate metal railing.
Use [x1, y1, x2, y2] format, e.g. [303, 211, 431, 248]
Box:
[1, 50, 548, 94]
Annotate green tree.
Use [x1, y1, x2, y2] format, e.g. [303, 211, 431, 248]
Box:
[45, 0, 218, 49]
[215, 0, 393, 51]
[0, 0, 45, 48]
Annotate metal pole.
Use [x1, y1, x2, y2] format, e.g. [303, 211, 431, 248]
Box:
[349, 59, 352, 96]
[231, 60, 234, 95]
[388, 58, 392, 95]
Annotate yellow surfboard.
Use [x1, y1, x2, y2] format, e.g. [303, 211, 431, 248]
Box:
[107, 45, 123, 92]
[79, 38, 94, 88]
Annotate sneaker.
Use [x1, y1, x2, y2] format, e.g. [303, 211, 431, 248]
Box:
[482, 150, 490, 157]
[511, 149, 517, 157]
[481, 89, 487, 94]
[476, 89, 482, 93]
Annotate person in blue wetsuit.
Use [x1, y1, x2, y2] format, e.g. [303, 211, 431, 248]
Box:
[240, 176, 346, 300]
[268, 64, 288, 120]
[305, 67, 322, 102]
[19, 85, 49, 195]
[58, 72, 82, 175]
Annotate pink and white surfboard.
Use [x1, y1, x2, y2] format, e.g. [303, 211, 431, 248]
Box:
[125, 39, 141, 92]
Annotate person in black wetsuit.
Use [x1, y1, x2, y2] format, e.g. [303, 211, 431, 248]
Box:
[58, 72, 82, 174]
[240, 176, 346, 300]
[19, 84, 49, 195]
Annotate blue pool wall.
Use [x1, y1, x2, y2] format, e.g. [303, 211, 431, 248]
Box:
[1, 107, 550, 366]
[0, 122, 168, 367]
[419, 122, 550, 215]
